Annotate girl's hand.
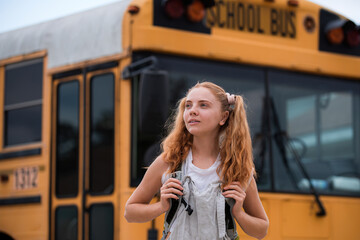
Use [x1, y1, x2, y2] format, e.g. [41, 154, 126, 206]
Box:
[159, 178, 183, 213]
[222, 182, 246, 216]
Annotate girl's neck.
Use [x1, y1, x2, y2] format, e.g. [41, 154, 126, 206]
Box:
[191, 136, 219, 168]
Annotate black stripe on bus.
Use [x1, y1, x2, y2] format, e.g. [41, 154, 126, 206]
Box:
[86, 61, 118, 72]
[0, 148, 41, 160]
[53, 69, 83, 80]
[0, 196, 41, 206]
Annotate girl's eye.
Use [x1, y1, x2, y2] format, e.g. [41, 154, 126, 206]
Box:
[185, 104, 191, 108]
[200, 103, 207, 107]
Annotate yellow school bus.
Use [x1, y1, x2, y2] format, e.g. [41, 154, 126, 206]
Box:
[0, 0, 359, 239]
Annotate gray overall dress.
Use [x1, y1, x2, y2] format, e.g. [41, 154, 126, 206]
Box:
[161, 163, 239, 240]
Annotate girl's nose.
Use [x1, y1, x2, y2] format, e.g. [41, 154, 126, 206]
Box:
[189, 107, 198, 116]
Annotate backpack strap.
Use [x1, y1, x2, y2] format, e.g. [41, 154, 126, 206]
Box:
[225, 199, 238, 239]
[224, 173, 253, 240]
[161, 164, 183, 240]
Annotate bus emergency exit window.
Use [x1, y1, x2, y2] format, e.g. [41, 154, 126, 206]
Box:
[4, 58, 43, 147]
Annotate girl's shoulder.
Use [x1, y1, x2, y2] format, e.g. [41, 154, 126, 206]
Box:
[136, 154, 171, 189]
[149, 154, 170, 174]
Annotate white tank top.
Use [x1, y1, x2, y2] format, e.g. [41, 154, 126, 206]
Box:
[162, 149, 221, 192]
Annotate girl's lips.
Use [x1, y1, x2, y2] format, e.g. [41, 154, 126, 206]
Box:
[188, 120, 200, 125]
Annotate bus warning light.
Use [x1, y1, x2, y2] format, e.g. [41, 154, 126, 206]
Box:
[325, 19, 360, 47]
[162, 0, 214, 22]
[127, 5, 140, 15]
[287, 0, 299, 7]
[326, 28, 344, 45]
[344, 22, 360, 47]
[325, 19, 346, 45]
[163, 0, 185, 19]
[187, 0, 205, 22]
[346, 29, 360, 47]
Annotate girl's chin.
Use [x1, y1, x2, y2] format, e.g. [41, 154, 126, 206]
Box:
[186, 129, 200, 136]
[187, 130, 211, 137]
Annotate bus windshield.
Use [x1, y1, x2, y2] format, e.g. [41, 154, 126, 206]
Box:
[131, 52, 360, 197]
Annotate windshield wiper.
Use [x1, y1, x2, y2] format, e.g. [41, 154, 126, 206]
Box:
[254, 96, 326, 217]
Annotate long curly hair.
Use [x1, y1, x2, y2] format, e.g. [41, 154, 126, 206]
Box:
[161, 82, 255, 187]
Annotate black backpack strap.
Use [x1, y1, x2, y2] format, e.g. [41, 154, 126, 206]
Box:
[225, 199, 239, 239]
[161, 163, 184, 239]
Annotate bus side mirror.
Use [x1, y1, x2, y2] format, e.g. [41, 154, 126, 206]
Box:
[139, 70, 170, 136]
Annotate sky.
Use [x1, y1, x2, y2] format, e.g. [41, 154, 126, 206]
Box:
[0, 0, 359, 34]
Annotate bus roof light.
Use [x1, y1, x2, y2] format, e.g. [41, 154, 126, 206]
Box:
[346, 29, 360, 47]
[163, 0, 185, 19]
[326, 27, 344, 45]
[127, 5, 140, 15]
[325, 19, 347, 45]
[288, 0, 299, 7]
[187, 0, 205, 22]
[341, 21, 360, 48]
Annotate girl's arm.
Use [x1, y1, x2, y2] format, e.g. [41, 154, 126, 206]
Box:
[237, 178, 269, 239]
[124, 156, 183, 223]
[223, 178, 269, 240]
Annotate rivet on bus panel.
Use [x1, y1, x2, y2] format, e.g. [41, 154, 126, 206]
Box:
[287, 0, 299, 7]
[127, 5, 140, 15]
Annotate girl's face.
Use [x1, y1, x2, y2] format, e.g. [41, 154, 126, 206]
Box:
[183, 87, 229, 137]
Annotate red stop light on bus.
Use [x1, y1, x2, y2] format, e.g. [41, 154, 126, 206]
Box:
[345, 24, 360, 48]
[162, 0, 185, 19]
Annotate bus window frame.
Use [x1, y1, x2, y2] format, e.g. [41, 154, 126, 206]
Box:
[85, 69, 116, 196]
[0, 51, 46, 156]
[130, 52, 360, 198]
[51, 74, 84, 240]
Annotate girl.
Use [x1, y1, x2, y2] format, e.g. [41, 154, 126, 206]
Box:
[125, 82, 269, 239]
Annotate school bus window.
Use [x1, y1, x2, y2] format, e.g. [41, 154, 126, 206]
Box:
[4, 58, 43, 146]
[5, 106, 42, 147]
[56, 81, 79, 197]
[89, 203, 114, 240]
[269, 70, 360, 196]
[89, 74, 114, 194]
[131, 53, 270, 190]
[55, 206, 78, 240]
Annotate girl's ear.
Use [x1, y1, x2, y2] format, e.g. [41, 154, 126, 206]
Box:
[219, 111, 229, 126]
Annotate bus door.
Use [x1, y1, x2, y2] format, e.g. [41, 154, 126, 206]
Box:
[50, 67, 119, 240]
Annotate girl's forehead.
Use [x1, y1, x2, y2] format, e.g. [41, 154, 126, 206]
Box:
[186, 87, 216, 101]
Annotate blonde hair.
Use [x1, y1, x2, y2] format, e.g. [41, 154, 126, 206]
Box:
[161, 82, 255, 187]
